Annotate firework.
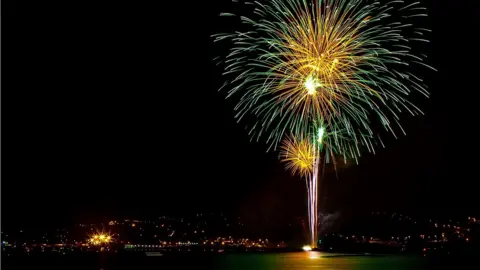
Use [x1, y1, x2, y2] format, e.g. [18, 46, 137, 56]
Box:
[280, 135, 316, 177]
[280, 123, 350, 247]
[280, 133, 319, 246]
[214, 0, 433, 150]
[215, 0, 432, 248]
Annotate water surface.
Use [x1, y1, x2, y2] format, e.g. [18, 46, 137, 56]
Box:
[4, 251, 474, 269]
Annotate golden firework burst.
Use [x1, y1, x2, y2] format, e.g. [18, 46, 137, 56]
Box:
[280, 135, 317, 177]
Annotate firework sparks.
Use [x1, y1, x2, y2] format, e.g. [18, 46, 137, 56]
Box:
[280, 136, 316, 177]
[215, 0, 433, 151]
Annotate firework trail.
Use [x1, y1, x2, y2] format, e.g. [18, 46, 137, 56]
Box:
[214, 0, 432, 248]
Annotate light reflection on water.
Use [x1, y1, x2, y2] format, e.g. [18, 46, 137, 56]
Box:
[217, 252, 427, 270]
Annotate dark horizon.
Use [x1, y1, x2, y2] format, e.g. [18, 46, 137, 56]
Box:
[3, 0, 479, 229]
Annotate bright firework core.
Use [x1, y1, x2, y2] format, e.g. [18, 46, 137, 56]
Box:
[317, 127, 325, 144]
[304, 75, 321, 95]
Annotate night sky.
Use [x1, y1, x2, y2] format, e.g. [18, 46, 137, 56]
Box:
[3, 0, 479, 229]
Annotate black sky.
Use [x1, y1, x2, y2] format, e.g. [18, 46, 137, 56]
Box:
[3, 0, 479, 229]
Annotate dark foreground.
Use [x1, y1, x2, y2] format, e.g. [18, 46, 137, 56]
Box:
[3, 252, 477, 270]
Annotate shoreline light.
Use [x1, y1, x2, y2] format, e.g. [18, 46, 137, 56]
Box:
[302, 245, 312, 251]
